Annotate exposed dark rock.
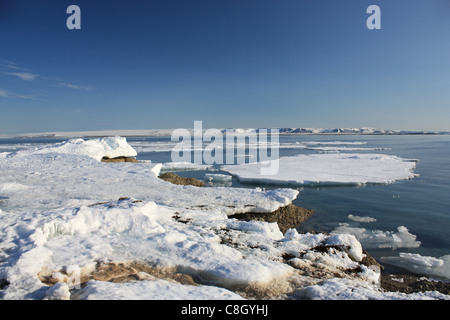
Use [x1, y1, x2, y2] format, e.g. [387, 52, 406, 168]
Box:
[381, 273, 450, 295]
[158, 172, 205, 187]
[229, 203, 314, 234]
[361, 250, 384, 271]
[39, 261, 198, 287]
[0, 278, 9, 290]
[101, 156, 138, 163]
[88, 197, 143, 207]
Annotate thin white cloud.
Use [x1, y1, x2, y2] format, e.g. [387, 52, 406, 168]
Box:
[0, 88, 39, 100]
[2, 60, 94, 95]
[0, 89, 10, 97]
[3, 60, 25, 71]
[7, 72, 38, 81]
[16, 94, 39, 100]
[56, 82, 94, 91]
[69, 108, 83, 114]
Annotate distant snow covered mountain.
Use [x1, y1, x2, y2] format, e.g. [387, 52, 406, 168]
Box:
[278, 127, 392, 134]
[223, 127, 449, 135]
[11, 127, 449, 139]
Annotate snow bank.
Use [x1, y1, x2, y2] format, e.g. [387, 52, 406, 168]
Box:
[1, 196, 384, 300]
[222, 153, 418, 186]
[325, 233, 364, 262]
[72, 279, 244, 300]
[9, 136, 137, 162]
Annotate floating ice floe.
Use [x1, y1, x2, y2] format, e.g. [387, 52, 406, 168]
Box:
[161, 161, 214, 171]
[222, 153, 418, 186]
[129, 139, 376, 154]
[332, 224, 421, 250]
[130, 141, 180, 153]
[348, 214, 377, 223]
[301, 141, 368, 145]
[380, 253, 450, 280]
[204, 173, 233, 183]
[305, 146, 391, 152]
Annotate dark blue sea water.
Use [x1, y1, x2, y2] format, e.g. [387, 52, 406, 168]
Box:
[1, 134, 449, 275]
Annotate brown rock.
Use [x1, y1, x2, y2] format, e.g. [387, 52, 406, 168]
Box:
[101, 156, 138, 163]
[361, 250, 384, 271]
[158, 172, 205, 187]
[381, 273, 450, 295]
[39, 261, 198, 287]
[230, 203, 314, 234]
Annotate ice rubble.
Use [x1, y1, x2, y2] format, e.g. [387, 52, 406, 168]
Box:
[332, 224, 421, 250]
[222, 153, 418, 186]
[0, 137, 447, 300]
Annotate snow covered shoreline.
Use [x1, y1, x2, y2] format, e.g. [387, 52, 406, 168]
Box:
[0, 137, 449, 300]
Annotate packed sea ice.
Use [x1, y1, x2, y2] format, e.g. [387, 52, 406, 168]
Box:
[0, 137, 447, 300]
[222, 153, 418, 186]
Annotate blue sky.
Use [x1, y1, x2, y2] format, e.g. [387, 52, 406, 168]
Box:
[1, 0, 449, 135]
